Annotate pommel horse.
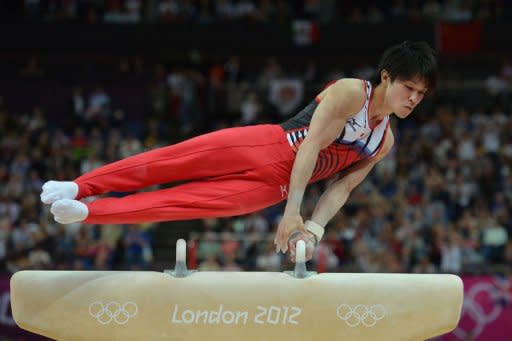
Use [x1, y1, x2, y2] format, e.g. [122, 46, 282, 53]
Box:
[10, 240, 463, 341]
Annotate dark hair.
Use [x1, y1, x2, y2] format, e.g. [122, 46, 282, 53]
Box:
[371, 41, 438, 92]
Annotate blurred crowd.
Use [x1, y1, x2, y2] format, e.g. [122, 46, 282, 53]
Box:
[1, 0, 511, 24]
[0, 78, 160, 272]
[0, 48, 511, 276]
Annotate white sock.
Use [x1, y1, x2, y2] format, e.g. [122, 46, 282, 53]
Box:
[50, 199, 88, 224]
[41, 181, 79, 204]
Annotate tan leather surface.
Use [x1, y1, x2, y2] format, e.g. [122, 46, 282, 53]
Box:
[10, 271, 463, 341]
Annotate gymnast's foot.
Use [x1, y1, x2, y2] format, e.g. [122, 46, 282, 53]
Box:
[50, 199, 88, 224]
[40, 181, 79, 204]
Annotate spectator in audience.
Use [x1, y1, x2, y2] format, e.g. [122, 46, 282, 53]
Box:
[19, 56, 45, 78]
[86, 85, 112, 128]
[480, 216, 508, 264]
[440, 229, 462, 273]
[124, 224, 153, 269]
[256, 240, 282, 271]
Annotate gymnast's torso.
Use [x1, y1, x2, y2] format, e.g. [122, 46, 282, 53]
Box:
[279, 79, 390, 183]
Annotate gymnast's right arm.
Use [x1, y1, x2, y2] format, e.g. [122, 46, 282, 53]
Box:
[274, 79, 366, 254]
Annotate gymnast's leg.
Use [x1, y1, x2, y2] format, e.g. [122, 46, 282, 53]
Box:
[41, 125, 290, 204]
[50, 172, 285, 224]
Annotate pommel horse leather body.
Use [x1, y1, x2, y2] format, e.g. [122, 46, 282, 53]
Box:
[10, 270, 463, 341]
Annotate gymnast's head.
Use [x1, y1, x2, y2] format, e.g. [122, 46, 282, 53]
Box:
[371, 41, 438, 119]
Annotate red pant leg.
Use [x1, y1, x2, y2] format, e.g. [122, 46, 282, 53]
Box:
[83, 170, 287, 224]
[75, 124, 292, 199]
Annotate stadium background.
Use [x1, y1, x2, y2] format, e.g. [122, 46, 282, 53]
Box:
[0, 1, 511, 340]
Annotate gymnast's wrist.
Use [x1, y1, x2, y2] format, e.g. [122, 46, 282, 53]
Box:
[305, 220, 324, 244]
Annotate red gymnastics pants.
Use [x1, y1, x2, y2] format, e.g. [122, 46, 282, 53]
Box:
[75, 125, 296, 224]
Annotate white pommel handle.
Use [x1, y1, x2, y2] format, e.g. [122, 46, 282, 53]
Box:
[293, 240, 309, 279]
[176, 239, 187, 263]
[296, 240, 306, 264]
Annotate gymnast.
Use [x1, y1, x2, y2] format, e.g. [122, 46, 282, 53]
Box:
[40, 41, 437, 262]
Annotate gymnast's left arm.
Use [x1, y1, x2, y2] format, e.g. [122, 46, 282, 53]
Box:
[304, 129, 395, 247]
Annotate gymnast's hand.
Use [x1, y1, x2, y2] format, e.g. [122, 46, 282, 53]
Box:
[287, 229, 316, 263]
[275, 213, 316, 262]
[274, 213, 304, 254]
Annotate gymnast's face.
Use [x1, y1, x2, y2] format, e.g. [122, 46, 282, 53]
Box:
[382, 72, 428, 119]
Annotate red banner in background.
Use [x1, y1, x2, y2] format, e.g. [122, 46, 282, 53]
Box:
[440, 276, 512, 341]
[437, 21, 482, 55]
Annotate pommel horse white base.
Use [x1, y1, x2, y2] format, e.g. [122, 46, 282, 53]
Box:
[10, 240, 463, 341]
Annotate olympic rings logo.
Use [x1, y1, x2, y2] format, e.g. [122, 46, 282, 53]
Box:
[454, 280, 510, 340]
[336, 304, 386, 327]
[88, 301, 138, 325]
